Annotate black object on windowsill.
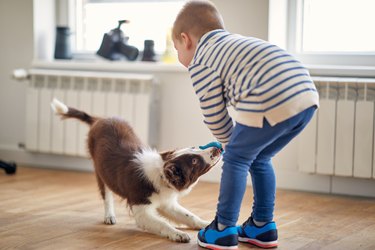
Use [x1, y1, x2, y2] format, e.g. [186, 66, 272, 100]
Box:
[97, 20, 139, 61]
[141, 40, 157, 62]
[54, 26, 72, 60]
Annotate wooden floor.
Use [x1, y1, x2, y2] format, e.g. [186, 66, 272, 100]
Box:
[1, 167, 375, 250]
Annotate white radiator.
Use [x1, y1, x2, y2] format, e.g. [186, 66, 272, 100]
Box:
[25, 69, 159, 157]
[298, 77, 375, 179]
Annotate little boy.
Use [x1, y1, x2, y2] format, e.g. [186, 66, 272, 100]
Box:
[172, 1, 319, 249]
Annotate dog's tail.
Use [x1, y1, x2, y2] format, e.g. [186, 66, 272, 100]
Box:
[50, 98, 97, 126]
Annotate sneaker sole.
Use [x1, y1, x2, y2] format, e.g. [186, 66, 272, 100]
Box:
[238, 237, 278, 248]
[198, 238, 238, 250]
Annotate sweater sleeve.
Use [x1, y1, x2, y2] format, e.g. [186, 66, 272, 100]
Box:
[189, 64, 233, 144]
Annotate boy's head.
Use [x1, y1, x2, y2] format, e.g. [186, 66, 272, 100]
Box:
[172, 0, 224, 67]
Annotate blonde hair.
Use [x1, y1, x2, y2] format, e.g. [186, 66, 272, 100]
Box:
[172, 0, 224, 41]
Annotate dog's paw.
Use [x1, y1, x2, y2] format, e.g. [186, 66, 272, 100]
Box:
[104, 216, 117, 225]
[193, 219, 210, 229]
[168, 231, 191, 243]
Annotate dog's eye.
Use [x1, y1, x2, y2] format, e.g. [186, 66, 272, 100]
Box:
[192, 158, 198, 165]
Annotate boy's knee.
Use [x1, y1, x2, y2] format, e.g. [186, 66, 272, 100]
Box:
[252, 157, 271, 166]
[249, 158, 273, 173]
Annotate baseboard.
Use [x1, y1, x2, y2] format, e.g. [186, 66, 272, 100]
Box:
[274, 168, 332, 193]
[1, 148, 374, 198]
[0, 147, 93, 172]
[331, 176, 375, 198]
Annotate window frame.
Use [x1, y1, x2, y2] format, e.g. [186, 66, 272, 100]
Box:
[287, 0, 375, 68]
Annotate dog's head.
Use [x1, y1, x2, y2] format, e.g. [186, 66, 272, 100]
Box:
[160, 146, 222, 191]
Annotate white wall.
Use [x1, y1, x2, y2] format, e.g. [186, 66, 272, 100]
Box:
[214, 0, 269, 39]
[0, 0, 33, 150]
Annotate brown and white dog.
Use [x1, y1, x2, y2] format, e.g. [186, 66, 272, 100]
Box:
[50, 98, 222, 242]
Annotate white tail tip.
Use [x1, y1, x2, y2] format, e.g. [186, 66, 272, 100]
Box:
[51, 98, 68, 115]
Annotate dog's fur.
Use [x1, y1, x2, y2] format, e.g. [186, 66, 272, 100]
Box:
[50, 98, 222, 242]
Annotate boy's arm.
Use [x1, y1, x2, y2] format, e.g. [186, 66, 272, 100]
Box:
[189, 64, 233, 144]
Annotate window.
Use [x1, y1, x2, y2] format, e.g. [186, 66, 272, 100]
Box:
[301, 0, 375, 53]
[287, 0, 375, 67]
[73, 0, 184, 54]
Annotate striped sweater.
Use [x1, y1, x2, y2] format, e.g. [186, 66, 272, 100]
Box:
[188, 29, 319, 144]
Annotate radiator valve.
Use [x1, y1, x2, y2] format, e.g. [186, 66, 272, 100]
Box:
[12, 68, 30, 81]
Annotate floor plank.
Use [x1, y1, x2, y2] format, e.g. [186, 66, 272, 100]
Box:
[1, 166, 375, 250]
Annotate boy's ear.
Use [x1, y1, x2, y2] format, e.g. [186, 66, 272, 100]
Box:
[180, 32, 193, 49]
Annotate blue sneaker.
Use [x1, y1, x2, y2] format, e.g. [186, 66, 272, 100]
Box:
[197, 217, 238, 250]
[237, 217, 278, 248]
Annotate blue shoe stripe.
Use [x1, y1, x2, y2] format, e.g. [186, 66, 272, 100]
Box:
[204, 227, 238, 243]
[244, 223, 277, 239]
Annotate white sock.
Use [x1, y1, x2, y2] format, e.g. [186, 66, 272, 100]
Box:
[218, 222, 227, 231]
[253, 219, 267, 227]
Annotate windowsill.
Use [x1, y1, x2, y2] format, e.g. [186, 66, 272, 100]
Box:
[307, 64, 375, 78]
[31, 59, 187, 73]
[32, 59, 375, 78]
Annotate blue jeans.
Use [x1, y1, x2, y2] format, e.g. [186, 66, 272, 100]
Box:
[216, 106, 316, 226]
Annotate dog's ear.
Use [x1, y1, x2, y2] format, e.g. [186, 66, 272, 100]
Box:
[160, 150, 175, 162]
[163, 161, 186, 190]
